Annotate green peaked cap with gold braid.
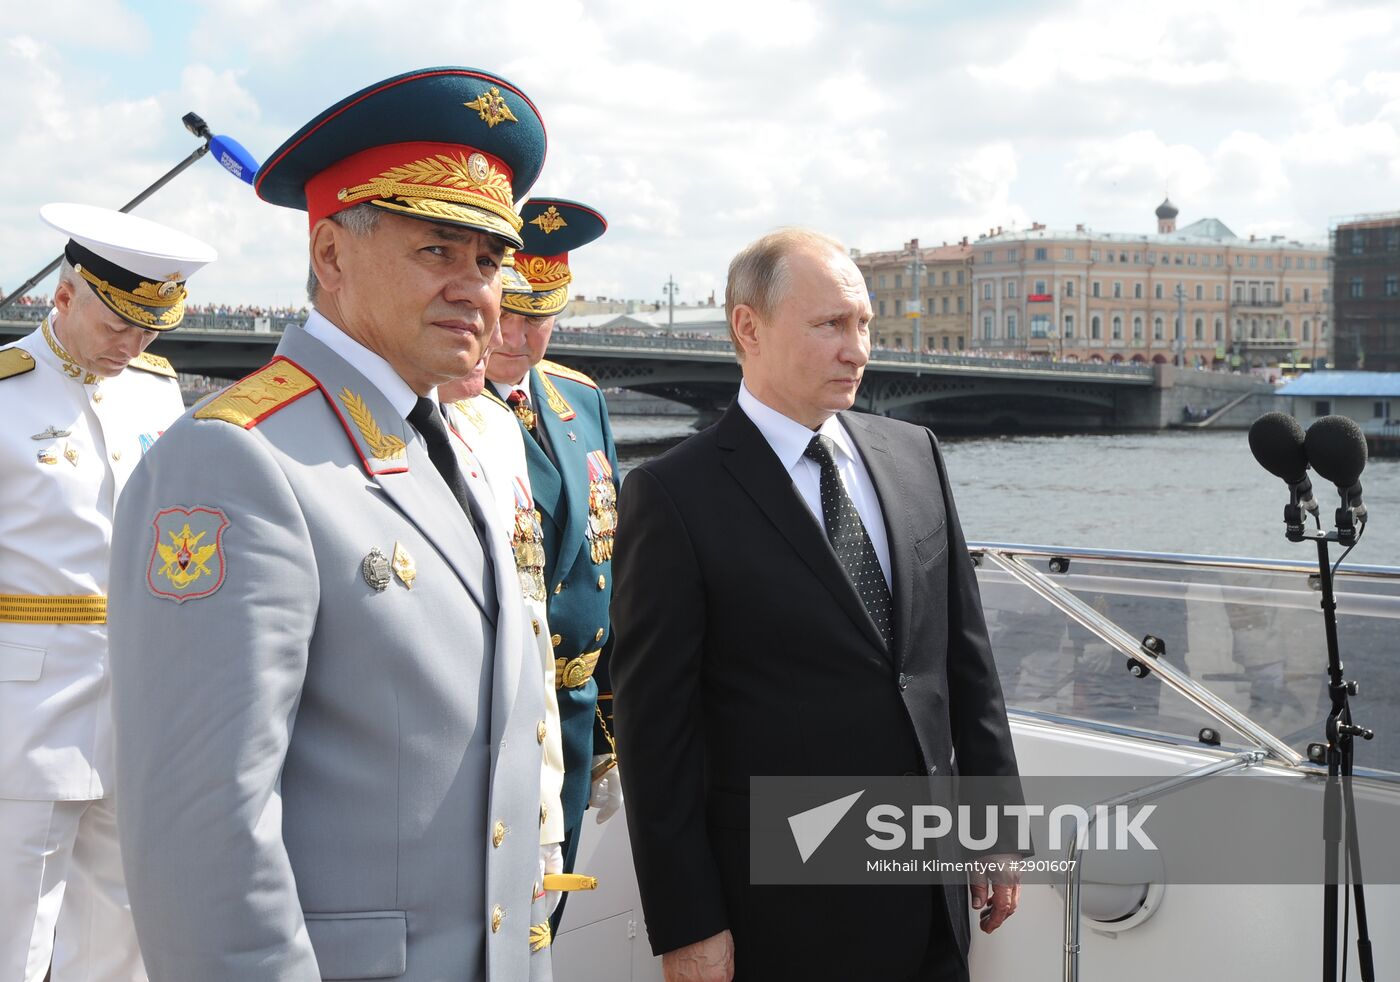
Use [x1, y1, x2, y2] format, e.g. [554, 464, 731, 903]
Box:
[502, 198, 607, 318]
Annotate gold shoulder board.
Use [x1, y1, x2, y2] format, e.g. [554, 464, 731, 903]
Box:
[539, 359, 598, 390]
[194, 358, 319, 429]
[129, 351, 178, 378]
[0, 347, 37, 381]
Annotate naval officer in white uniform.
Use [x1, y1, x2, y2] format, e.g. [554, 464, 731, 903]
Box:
[0, 203, 215, 981]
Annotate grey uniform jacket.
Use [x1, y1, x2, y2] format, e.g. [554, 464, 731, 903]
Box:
[107, 325, 552, 982]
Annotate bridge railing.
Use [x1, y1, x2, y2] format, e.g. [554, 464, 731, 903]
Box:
[4, 310, 1151, 378]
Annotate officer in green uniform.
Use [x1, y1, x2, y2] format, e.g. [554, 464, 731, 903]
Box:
[484, 198, 616, 929]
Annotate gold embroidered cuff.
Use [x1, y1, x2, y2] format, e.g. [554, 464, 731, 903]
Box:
[0, 594, 107, 624]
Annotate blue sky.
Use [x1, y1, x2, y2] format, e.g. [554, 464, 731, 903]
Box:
[3, 0, 1399, 307]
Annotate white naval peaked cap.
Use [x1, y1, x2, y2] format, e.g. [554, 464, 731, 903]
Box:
[40, 202, 217, 331]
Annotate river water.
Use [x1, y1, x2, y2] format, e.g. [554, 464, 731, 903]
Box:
[612, 416, 1399, 566]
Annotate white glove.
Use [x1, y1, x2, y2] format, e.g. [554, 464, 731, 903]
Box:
[589, 754, 624, 824]
[539, 841, 563, 916]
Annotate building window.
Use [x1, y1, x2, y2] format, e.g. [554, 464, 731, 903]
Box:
[1065, 280, 1075, 297]
[1064, 314, 1074, 338]
[1195, 317, 1204, 340]
[1284, 319, 1292, 338]
[1092, 281, 1101, 297]
[1284, 287, 1292, 302]
[1351, 233, 1364, 255]
[1107, 252, 1115, 264]
[1376, 400, 1391, 419]
[1387, 275, 1399, 297]
[983, 282, 993, 300]
[1090, 249, 1100, 261]
[1034, 280, 1048, 295]
[1031, 314, 1050, 337]
[878, 275, 887, 288]
[1133, 316, 1143, 340]
[983, 314, 994, 339]
[1154, 282, 1164, 299]
[1214, 318, 1223, 342]
[957, 335, 965, 351]
[1063, 248, 1075, 260]
[943, 271, 952, 286]
[957, 270, 964, 285]
[1249, 256, 1258, 268]
[1154, 317, 1164, 340]
[957, 296, 964, 314]
[895, 299, 903, 316]
[1112, 282, 1122, 298]
[1235, 284, 1244, 302]
[894, 274, 903, 289]
[1236, 255, 1244, 267]
[1216, 285, 1224, 300]
[1007, 249, 1018, 262]
[942, 297, 950, 314]
[879, 300, 886, 316]
[1034, 247, 1048, 261]
[1112, 316, 1123, 340]
[1351, 278, 1364, 298]
[1091, 316, 1102, 340]
[1315, 400, 1332, 416]
[1388, 229, 1400, 251]
[1304, 288, 1311, 302]
[1006, 280, 1018, 299]
[1265, 256, 1273, 270]
[1007, 313, 1018, 338]
[1134, 282, 1143, 299]
[1216, 255, 1224, 267]
[1303, 320, 1311, 341]
[1187, 253, 1196, 266]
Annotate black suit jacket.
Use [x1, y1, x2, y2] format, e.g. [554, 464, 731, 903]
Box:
[610, 403, 1019, 980]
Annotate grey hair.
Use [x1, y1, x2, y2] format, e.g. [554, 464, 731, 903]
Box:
[723, 227, 847, 361]
[57, 257, 83, 294]
[306, 203, 382, 303]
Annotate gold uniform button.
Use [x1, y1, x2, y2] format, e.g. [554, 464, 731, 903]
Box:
[540, 804, 548, 826]
[491, 905, 504, 933]
[551, 634, 562, 648]
[554, 582, 563, 595]
[536, 721, 547, 744]
[492, 821, 506, 848]
[92, 391, 103, 403]
[594, 628, 604, 643]
[597, 575, 606, 590]
[111, 451, 121, 461]
[532, 618, 540, 636]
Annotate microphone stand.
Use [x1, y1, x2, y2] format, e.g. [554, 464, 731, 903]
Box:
[1288, 493, 1375, 982]
[0, 113, 212, 314]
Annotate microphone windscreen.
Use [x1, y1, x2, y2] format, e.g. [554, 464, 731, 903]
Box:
[1248, 412, 1308, 482]
[1304, 415, 1368, 488]
[209, 134, 259, 186]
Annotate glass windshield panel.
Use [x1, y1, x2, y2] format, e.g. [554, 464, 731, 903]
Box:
[974, 549, 1400, 779]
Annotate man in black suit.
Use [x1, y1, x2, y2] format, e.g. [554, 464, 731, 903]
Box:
[610, 229, 1022, 982]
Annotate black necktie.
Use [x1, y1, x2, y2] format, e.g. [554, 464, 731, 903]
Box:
[804, 434, 894, 649]
[408, 398, 497, 593]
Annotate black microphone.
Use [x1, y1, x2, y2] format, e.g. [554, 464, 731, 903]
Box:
[1248, 412, 1320, 520]
[1304, 415, 1368, 522]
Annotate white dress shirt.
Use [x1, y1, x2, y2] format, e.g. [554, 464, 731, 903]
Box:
[736, 381, 892, 590]
[303, 308, 435, 419]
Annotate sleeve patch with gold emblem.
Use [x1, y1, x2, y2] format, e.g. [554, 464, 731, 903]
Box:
[146, 505, 231, 603]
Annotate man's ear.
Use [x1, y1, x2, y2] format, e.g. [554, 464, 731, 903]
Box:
[54, 276, 76, 317]
[309, 218, 348, 296]
[732, 304, 762, 359]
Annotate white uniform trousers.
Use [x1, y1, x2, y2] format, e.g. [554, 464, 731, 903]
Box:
[0, 796, 146, 982]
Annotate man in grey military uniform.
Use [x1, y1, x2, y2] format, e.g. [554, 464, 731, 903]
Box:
[107, 68, 555, 981]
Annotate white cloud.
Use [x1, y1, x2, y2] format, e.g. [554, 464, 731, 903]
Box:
[6, 0, 1400, 309]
